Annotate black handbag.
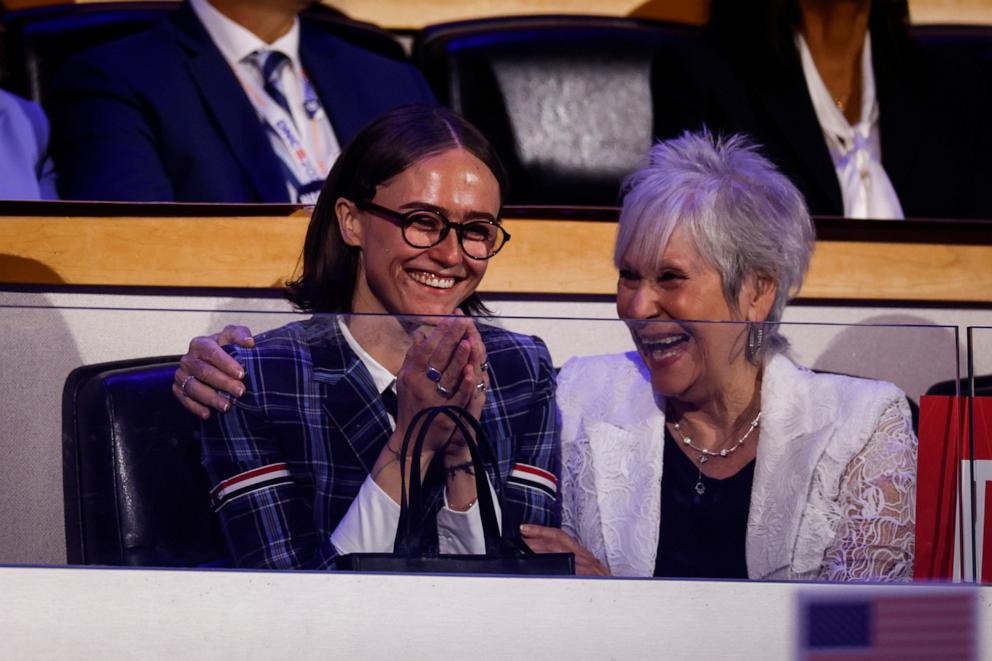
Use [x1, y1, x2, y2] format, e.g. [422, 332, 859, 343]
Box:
[336, 405, 574, 575]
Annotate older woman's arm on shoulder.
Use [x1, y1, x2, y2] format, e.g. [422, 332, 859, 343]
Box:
[820, 397, 918, 582]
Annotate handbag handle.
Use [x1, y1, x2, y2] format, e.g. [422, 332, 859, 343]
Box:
[395, 405, 503, 556]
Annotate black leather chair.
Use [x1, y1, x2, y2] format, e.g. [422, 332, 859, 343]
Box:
[62, 355, 228, 566]
[2, 1, 406, 105]
[415, 16, 698, 206]
[926, 374, 992, 397]
[2, 2, 177, 104]
[909, 24, 992, 68]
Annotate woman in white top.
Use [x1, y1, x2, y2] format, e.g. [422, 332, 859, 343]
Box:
[653, 0, 992, 220]
[521, 131, 918, 580]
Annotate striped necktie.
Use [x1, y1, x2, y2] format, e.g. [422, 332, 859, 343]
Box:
[250, 50, 294, 124]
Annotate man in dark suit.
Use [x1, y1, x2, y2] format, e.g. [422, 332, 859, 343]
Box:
[49, 0, 436, 203]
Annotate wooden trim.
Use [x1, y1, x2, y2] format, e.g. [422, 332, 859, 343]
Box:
[1, 212, 990, 303]
[803, 241, 992, 303]
[0, 215, 307, 289]
[0, 200, 304, 218]
[1, 0, 988, 28]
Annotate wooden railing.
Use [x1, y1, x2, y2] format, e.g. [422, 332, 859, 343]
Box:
[1, 201, 990, 304]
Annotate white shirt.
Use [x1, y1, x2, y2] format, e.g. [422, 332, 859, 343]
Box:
[798, 32, 904, 219]
[190, 0, 339, 201]
[329, 318, 498, 556]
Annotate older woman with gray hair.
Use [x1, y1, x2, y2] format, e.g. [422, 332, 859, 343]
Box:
[521, 131, 917, 581]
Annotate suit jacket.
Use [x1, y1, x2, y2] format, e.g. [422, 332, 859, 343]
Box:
[0, 89, 57, 200]
[49, 3, 436, 202]
[652, 31, 992, 219]
[556, 352, 917, 580]
[200, 317, 560, 569]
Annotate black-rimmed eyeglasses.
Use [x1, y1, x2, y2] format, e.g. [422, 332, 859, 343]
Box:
[356, 200, 510, 260]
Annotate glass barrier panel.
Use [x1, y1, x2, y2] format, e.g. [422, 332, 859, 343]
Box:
[0, 304, 963, 586]
[967, 326, 992, 399]
[965, 327, 992, 583]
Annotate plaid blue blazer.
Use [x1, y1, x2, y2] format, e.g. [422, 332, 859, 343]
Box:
[200, 317, 560, 569]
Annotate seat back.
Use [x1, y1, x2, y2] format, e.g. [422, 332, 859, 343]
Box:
[926, 374, 992, 397]
[3, 2, 177, 104]
[909, 24, 992, 68]
[62, 356, 228, 567]
[416, 16, 698, 206]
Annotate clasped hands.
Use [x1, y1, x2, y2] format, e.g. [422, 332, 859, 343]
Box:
[173, 315, 488, 462]
[389, 315, 489, 462]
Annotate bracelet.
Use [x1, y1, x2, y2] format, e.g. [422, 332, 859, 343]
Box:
[445, 460, 475, 478]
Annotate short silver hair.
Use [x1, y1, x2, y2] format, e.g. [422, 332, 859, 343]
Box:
[615, 130, 814, 355]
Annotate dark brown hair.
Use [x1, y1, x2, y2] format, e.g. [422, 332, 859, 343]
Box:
[286, 104, 509, 314]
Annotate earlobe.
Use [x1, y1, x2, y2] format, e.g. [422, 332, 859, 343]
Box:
[337, 198, 363, 248]
[745, 272, 778, 322]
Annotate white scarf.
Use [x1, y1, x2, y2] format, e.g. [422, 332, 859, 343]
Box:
[798, 32, 904, 219]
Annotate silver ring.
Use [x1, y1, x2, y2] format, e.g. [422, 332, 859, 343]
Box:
[180, 375, 197, 397]
[426, 365, 443, 383]
[435, 382, 451, 397]
[475, 381, 487, 393]
[480, 361, 490, 373]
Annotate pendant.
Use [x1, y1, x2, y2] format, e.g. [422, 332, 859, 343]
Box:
[694, 480, 706, 496]
[698, 454, 708, 464]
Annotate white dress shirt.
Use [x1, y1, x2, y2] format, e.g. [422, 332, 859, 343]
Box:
[329, 318, 499, 556]
[798, 32, 904, 219]
[190, 0, 339, 202]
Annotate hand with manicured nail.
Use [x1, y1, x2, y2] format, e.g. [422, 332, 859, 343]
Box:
[172, 325, 254, 419]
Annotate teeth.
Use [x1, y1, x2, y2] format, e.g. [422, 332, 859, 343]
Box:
[410, 271, 455, 289]
[641, 334, 687, 348]
[641, 334, 688, 361]
[649, 348, 681, 361]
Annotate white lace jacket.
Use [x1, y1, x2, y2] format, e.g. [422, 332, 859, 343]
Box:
[557, 352, 917, 581]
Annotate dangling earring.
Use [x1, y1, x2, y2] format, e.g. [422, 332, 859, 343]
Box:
[746, 323, 764, 364]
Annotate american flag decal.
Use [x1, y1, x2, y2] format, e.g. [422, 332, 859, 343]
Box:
[798, 591, 977, 660]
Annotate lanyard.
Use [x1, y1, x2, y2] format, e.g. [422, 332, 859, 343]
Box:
[302, 73, 321, 120]
[235, 64, 330, 193]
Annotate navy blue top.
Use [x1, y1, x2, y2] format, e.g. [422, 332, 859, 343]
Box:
[654, 428, 755, 579]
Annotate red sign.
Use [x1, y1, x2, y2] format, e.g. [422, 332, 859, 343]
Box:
[915, 396, 992, 582]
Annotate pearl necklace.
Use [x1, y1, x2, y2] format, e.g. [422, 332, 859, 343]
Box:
[670, 411, 762, 496]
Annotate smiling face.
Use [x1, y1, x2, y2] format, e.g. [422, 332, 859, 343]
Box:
[616, 224, 775, 403]
[339, 147, 501, 318]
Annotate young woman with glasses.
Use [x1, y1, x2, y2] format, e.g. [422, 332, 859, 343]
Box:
[176, 105, 558, 569]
